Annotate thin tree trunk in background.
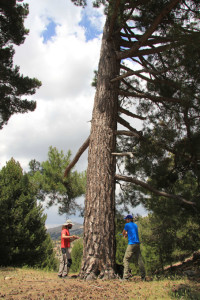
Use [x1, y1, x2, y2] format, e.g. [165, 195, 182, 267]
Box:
[79, 16, 120, 280]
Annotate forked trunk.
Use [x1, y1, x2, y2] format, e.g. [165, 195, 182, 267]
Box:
[79, 17, 120, 280]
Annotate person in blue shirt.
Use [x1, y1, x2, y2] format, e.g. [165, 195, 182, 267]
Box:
[122, 214, 146, 281]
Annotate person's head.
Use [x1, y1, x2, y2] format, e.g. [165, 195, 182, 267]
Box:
[62, 219, 74, 229]
[124, 214, 133, 223]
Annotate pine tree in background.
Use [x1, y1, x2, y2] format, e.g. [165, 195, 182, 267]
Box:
[28, 146, 86, 216]
[0, 158, 57, 269]
[0, 0, 41, 129]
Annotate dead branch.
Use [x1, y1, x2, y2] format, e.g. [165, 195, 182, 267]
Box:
[121, 78, 142, 94]
[120, 64, 172, 76]
[117, 116, 142, 138]
[111, 64, 171, 83]
[115, 174, 195, 205]
[127, 44, 170, 57]
[115, 130, 141, 137]
[117, 0, 181, 60]
[119, 107, 146, 120]
[112, 152, 134, 158]
[119, 90, 182, 104]
[64, 136, 90, 177]
[120, 36, 172, 48]
[111, 70, 136, 83]
[120, 32, 174, 42]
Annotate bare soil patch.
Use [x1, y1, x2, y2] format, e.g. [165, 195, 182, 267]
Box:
[0, 267, 200, 299]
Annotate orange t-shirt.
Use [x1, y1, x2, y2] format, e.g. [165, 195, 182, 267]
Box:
[61, 228, 70, 248]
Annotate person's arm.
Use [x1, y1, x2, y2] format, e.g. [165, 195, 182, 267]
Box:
[62, 233, 79, 240]
[122, 229, 128, 238]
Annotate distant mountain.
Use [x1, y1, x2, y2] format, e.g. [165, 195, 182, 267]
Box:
[47, 222, 83, 240]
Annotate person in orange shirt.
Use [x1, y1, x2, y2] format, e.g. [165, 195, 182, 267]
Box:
[58, 219, 79, 278]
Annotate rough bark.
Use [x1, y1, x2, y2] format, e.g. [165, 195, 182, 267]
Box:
[79, 17, 120, 280]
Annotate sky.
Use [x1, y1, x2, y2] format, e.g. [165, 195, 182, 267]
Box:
[0, 0, 147, 228]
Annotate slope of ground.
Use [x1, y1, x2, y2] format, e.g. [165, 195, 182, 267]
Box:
[1, 267, 200, 299]
[157, 250, 200, 282]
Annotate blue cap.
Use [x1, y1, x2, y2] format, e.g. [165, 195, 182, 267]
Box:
[124, 214, 133, 220]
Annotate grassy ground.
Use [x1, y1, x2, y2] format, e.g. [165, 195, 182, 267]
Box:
[0, 267, 200, 299]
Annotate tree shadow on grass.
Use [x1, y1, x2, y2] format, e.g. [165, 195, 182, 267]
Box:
[0, 267, 17, 272]
[169, 283, 200, 299]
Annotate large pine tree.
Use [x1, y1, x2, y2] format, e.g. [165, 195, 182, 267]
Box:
[66, 0, 200, 279]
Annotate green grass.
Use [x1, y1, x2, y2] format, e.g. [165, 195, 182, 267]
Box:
[0, 267, 200, 299]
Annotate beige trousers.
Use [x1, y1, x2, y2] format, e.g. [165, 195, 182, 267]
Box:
[123, 244, 145, 279]
[58, 248, 71, 277]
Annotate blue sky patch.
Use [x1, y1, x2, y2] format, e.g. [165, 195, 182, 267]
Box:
[79, 12, 102, 42]
[41, 18, 57, 43]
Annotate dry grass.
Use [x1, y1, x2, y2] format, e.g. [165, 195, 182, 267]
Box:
[0, 267, 200, 299]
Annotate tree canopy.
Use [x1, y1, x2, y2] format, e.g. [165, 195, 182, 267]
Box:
[0, 0, 41, 129]
[116, 0, 200, 212]
[29, 146, 86, 215]
[0, 158, 57, 269]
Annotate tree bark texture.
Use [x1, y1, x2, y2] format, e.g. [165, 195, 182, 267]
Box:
[80, 17, 120, 280]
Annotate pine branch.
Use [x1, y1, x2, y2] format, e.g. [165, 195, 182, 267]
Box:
[119, 107, 146, 120]
[119, 90, 182, 104]
[121, 78, 141, 94]
[112, 152, 134, 158]
[64, 136, 90, 177]
[115, 174, 195, 205]
[124, 44, 170, 58]
[120, 36, 172, 48]
[117, 0, 181, 60]
[111, 64, 171, 83]
[115, 130, 142, 137]
[117, 116, 142, 138]
[121, 64, 172, 76]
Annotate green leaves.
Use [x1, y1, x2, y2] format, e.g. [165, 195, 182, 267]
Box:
[28, 146, 86, 215]
[0, 158, 57, 269]
[0, 0, 41, 129]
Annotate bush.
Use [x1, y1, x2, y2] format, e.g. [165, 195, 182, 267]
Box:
[70, 238, 83, 273]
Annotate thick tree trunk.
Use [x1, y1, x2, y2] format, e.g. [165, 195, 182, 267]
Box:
[79, 17, 120, 280]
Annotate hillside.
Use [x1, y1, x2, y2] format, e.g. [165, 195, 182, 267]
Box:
[47, 222, 83, 240]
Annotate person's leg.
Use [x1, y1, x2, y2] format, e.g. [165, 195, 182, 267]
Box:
[123, 245, 134, 279]
[58, 252, 65, 277]
[135, 245, 146, 279]
[63, 248, 71, 277]
[61, 253, 68, 277]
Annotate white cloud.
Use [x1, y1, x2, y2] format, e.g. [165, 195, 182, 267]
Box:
[0, 0, 102, 164]
[0, 0, 104, 226]
[0, 0, 146, 227]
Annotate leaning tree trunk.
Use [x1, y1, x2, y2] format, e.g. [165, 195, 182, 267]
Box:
[79, 17, 120, 280]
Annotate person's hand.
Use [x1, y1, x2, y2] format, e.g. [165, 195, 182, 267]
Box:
[124, 231, 128, 238]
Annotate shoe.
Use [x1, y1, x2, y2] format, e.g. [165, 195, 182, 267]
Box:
[62, 275, 68, 278]
[58, 275, 62, 278]
[141, 276, 146, 281]
[120, 278, 129, 281]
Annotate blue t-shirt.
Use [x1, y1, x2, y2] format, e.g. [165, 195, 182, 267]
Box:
[124, 222, 140, 245]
